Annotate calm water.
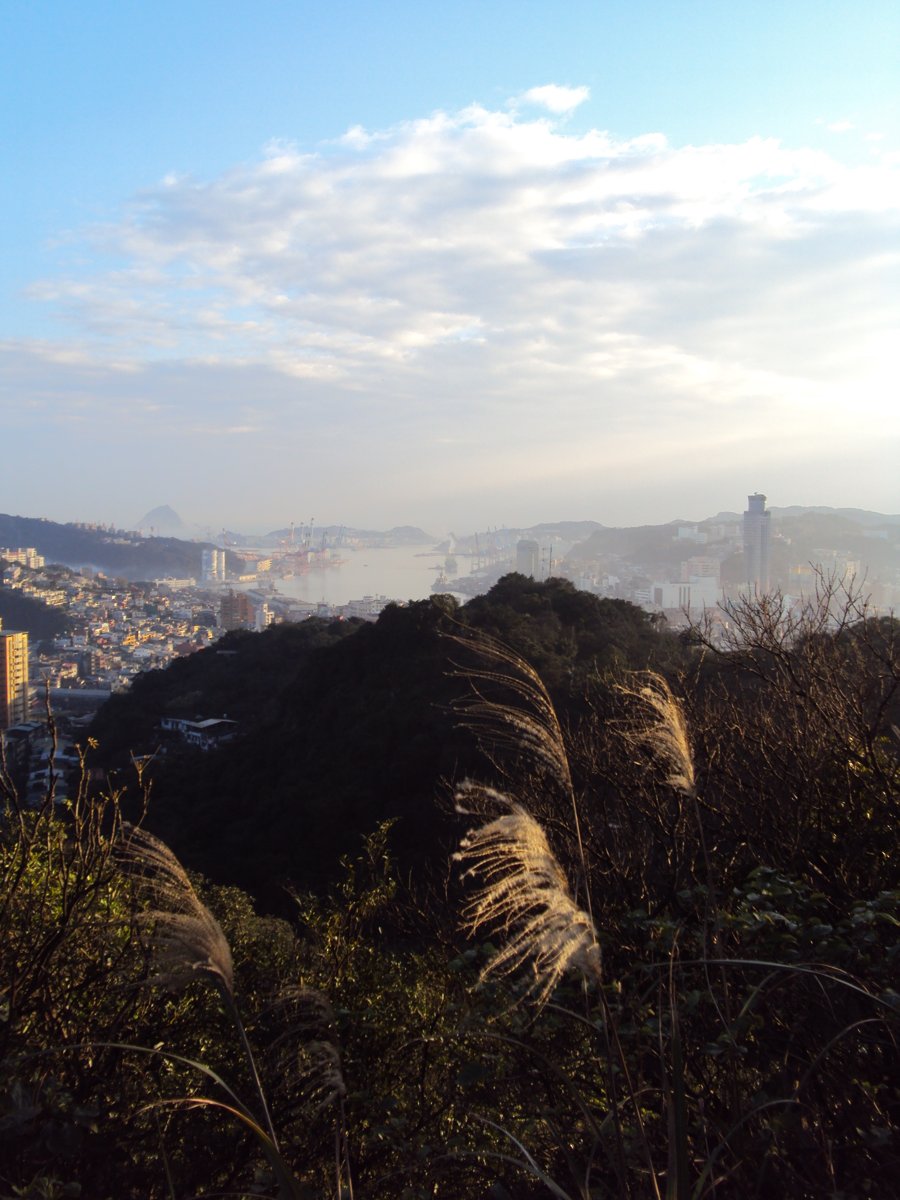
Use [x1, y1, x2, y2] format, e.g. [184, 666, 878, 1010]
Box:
[266, 545, 474, 607]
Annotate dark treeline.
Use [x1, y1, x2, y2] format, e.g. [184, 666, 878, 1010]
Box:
[2, 574, 898, 1198]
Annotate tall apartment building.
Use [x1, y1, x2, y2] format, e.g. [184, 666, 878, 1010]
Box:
[0, 547, 45, 568]
[201, 547, 227, 582]
[220, 590, 255, 630]
[0, 627, 30, 729]
[743, 493, 771, 593]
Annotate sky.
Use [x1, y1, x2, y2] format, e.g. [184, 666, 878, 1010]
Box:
[2, 0, 898, 535]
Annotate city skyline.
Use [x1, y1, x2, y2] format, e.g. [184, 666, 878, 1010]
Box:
[2, 2, 898, 533]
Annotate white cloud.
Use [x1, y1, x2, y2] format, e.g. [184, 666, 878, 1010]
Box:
[5, 94, 900, 528]
[515, 84, 591, 114]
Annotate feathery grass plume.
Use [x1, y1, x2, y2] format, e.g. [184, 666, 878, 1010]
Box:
[297, 1041, 348, 1110]
[617, 671, 696, 795]
[448, 631, 573, 795]
[269, 984, 338, 1037]
[455, 782, 600, 1006]
[119, 825, 234, 996]
[267, 986, 346, 1108]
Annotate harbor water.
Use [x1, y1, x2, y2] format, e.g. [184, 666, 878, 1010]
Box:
[266, 545, 476, 608]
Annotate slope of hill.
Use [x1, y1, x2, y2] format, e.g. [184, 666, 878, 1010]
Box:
[0, 513, 214, 579]
[0, 580, 68, 641]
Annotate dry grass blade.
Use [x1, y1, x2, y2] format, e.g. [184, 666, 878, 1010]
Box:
[617, 671, 696, 795]
[455, 782, 600, 1006]
[119, 825, 234, 996]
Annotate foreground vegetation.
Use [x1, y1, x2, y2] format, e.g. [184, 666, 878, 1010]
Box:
[1, 576, 898, 1198]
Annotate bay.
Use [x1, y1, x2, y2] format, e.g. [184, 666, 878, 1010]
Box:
[264, 544, 474, 608]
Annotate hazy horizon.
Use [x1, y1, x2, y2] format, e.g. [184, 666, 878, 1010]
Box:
[6, 495, 900, 546]
[3, 2, 898, 531]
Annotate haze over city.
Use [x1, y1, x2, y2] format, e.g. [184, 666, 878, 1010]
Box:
[2, 1, 898, 533]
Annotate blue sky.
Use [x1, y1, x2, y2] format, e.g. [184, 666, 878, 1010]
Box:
[2, 1, 898, 532]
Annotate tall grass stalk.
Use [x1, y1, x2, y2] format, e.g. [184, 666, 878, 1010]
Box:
[120, 827, 291, 1188]
[119, 827, 356, 1198]
[452, 640, 673, 1198]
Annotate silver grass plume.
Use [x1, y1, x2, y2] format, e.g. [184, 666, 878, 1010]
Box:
[617, 671, 696, 796]
[267, 987, 347, 1111]
[119, 826, 234, 997]
[297, 1041, 348, 1111]
[449, 632, 573, 795]
[269, 985, 338, 1037]
[455, 782, 600, 1006]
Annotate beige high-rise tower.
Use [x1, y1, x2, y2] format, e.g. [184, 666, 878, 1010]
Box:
[0, 628, 29, 729]
[743, 493, 771, 593]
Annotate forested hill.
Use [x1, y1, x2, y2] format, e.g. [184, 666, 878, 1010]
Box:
[0, 513, 220, 578]
[89, 576, 683, 902]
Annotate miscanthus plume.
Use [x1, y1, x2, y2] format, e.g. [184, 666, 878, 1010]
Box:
[119, 825, 234, 996]
[617, 671, 696, 796]
[455, 782, 600, 1006]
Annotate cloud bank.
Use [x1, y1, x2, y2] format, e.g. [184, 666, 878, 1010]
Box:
[5, 92, 899, 528]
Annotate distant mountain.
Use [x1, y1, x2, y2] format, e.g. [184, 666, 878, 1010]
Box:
[136, 505, 187, 536]
[526, 521, 604, 540]
[768, 506, 900, 528]
[386, 525, 437, 543]
[567, 523, 693, 567]
[704, 506, 900, 528]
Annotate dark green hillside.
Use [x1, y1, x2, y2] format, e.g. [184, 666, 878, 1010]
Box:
[89, 618, 362, 759]
[89, 577, 678, 901]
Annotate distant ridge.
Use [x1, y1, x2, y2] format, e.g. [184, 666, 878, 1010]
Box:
[704, 507, 900, 527]
[526, 520, 604, 538]
[767, 506, 900, 527]
[262, 523, 436, 546]
[0, 513, 212, 579]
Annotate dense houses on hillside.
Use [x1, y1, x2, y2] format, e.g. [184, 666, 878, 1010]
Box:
[0, 551, 401, 732]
